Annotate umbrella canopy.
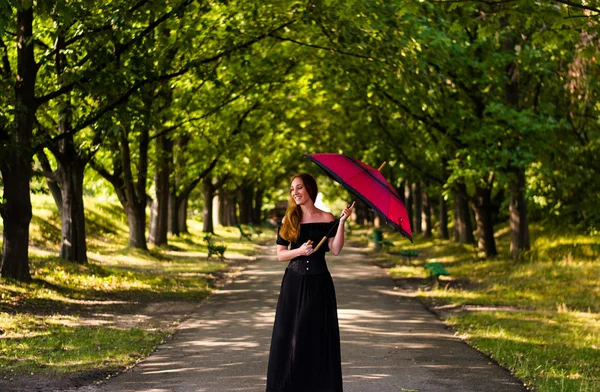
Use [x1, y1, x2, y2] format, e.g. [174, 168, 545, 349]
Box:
[306, 153, 412, 242]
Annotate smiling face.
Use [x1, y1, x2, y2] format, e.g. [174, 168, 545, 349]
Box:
[290, 177, 311, 206]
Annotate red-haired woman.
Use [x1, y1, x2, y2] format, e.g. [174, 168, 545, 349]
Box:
[266, 173, 354, 392]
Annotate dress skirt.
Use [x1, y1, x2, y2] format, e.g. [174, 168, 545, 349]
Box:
[266, 265, 343, 392]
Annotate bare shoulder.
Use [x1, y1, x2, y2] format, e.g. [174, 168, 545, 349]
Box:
[324, 211, 335, 221]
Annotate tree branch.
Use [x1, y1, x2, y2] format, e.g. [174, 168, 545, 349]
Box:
[552, 0, 600, 14]
[374, 115, 445, 184]
[36, 0, 197, 105]
[128, 0, 153, 14]
[269, 34, 381, 61]
[180, 157, 220, 200]
[0, 37, 11, 76]
[48, 67, 200, 148]
[89, 158, 123, 190]
[186, 20, 295, 70]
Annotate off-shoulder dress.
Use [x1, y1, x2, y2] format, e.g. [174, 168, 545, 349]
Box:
[266, 221, 343, 392]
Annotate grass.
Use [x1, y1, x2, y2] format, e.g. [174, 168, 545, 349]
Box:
[361, 223, 600, 392]
[0, 194, 273, 380]
[0, 313, 164, 375]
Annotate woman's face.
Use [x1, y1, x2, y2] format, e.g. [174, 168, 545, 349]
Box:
[290, 177, 310, 206]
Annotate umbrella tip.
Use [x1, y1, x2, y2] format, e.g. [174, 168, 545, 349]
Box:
[377, 162, 387, 172]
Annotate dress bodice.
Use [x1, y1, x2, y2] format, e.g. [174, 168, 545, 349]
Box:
[276, 221, 339, 275]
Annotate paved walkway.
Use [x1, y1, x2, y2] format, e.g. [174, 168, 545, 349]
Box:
[78, 248, 526, 392]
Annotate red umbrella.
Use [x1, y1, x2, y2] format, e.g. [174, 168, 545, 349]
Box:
[305, 153, 412, 248]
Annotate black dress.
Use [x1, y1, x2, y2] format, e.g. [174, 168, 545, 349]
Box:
[266, 222, 343, 392]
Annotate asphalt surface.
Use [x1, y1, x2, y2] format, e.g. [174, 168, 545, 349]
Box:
[77, 247, 526, 392]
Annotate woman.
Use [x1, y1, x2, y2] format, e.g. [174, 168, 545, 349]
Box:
[266, 173, 354, 392]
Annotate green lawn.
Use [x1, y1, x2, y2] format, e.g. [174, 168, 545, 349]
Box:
[0, 195, 272, 378]
[361, 223, 600, 392]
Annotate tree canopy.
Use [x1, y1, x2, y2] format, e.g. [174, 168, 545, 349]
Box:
[1, 0, 599, 279]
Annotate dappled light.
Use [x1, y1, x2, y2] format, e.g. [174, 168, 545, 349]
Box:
[364, 222, 600, 391]
[72, 249, 525, 392]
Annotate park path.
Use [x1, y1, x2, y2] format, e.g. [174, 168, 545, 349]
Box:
[77, 247, 526, 392]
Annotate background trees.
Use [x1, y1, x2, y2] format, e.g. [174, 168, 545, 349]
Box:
[2, 0, 599, 280]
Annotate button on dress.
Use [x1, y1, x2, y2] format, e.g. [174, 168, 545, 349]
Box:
[266, 222, 343, 392]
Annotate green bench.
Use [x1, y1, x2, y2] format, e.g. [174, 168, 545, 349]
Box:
[424, 262, 450, 282]
[237, 224, 252, 241]
[203, 234, 227, 261]
[373, 229, 394, 250]
[248, 223, 262, 236]
[399, 249, 419, 263]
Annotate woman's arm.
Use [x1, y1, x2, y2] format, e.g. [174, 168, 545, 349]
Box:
[328, 202, 355, 256]
[277, 241, 313, 261]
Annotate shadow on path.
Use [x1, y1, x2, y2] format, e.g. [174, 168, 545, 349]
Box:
[77, 248, 526, 392]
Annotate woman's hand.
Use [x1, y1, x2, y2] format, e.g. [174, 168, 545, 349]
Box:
[339, 201, 356, 223]
[297, 240, 314, 256]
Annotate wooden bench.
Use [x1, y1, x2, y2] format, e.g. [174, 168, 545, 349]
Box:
[424, 262, 450, 282]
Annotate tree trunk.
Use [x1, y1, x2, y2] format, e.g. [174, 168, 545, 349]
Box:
[374, 215, 381, 229]
[229, 194, 238, 226]
[503, 31, 530, 260]
[120, 122, 149, 250]
[438, 194, 449, 239]
[353, 201, 365, 225]
[473, 186, 498, 257]
[202, 179, 215, 233]
[218, 191, 226, 226]
[1, 169, 33, 281]
[149, 197, 158, 242]
[54, 50, 88, 263]
[37, 151, 62, 213]
[168, 191, 178, 235]
[177, 196, 189, 234]
[453, 192, 460, 242]
[220, 190, 236, 226]
[412, 182, 422, 234]
[398, 179, 406, 205]
[421, 184, 432, 238]
[169, 134, 189, 236]
[510, 168, 530, 259]
[404, 182, 413, 232]
[238, 184, 253, 225]
[221, 191, 238, 226]
[149, 135, 170, 246]
[127, 201, 147, 249]
[56, 159, 88, 263]
[1, 6, 37, 281]
[253, 187, 263, 224]
[454, 187, 475, 244]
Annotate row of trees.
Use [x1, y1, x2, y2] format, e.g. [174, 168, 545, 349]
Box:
[305, 0, 599, 257]
[1, 1, 598, 281]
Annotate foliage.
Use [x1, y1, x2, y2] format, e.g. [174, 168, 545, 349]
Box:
[1, 0, 600, 385]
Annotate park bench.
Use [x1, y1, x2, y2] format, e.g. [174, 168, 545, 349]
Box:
[373, 229, 394, 251]
[203, 234, 227, 261]
[424, 262, 450, 282]
[248, 223, 262, 236]
[237, 224, 253, 241]
[399, 249, 419, 263]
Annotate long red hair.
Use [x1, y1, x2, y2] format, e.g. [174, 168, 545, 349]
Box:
[279, 173, 318, 242]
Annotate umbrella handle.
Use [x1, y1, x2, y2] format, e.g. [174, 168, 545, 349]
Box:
[312, 236, 328, 253]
